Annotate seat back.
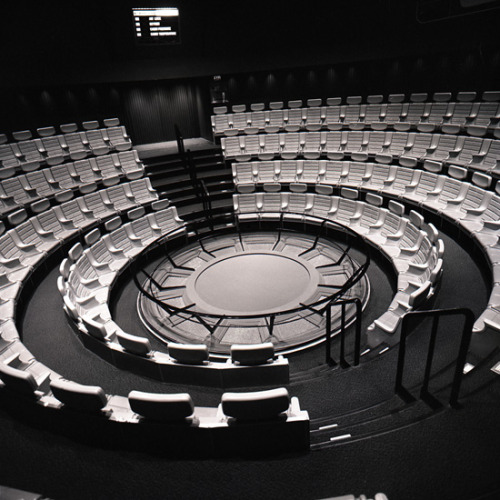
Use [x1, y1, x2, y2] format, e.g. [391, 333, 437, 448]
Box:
[168, 343, 209, 365]
[103, 118, 120, 127]
[221, 387, 290, 421]
[50, 378, 107, 412]
[81, 316, 108, 340]
[128, 390, 194, 421]
[0, 363, 38, 396]
[116, 330, 151, 356]
[230, 343, 275, 365]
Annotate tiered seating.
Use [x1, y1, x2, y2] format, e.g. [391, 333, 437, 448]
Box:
[0, 120, 132, 178]
[0, 177, 159, 337]
[0, 117, 309, 455]
[232, 159, 500, 333]
[0, 151, 144, 216]
[58, 212, 289, 387]
[233, 191, 443, 333]
[0, 354, 307, 450]
[0, 173, 161, 417]
[213, 92, 500, 138]
[222, 131, 500, 175]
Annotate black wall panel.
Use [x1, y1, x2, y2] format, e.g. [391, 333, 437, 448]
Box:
[0, 79, 208, 145]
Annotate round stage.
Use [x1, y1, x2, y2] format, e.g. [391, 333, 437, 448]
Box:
[187, 251, 319, 315]
[137, 230, 370, 355]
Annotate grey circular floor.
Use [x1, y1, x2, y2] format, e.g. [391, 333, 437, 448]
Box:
[138, 230, 370, 354]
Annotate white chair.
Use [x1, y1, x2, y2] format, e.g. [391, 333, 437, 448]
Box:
[168, 343, 209, 364]
[230, 343, 275, 365]
[128, 391, 194, 421]
[221, 387, 290, 421]
[50, 378, 108, 412]
[116, 330, 152, 356]
[0, 363, 39, 397]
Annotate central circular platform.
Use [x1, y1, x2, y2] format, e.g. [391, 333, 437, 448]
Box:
[188, 252, 316, 315]
[137, 230, 370, 355]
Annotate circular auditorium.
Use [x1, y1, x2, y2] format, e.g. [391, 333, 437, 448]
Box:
[1, 1, 500, 499]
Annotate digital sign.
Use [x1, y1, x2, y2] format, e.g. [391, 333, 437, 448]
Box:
[133, 7, 180, 44]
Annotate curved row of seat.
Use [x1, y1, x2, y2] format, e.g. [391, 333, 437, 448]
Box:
[0, 124, 132, 178]
[0, 178, 158, 414]
[231, 159, 500, 333]
[221, 131, 500, 176]
[0, 150, 144, 219]
[213, 91, 500, 115]
[0, 117, 122, 145]
[233, 190, 443, 334]
[0, 351, 305, 427]
[58, 208, 290, 387]
[232, 159, 496, 192]
[0, 178, 159, 329]
[0, 161, 307, 451]
[213, 92, 500, 138]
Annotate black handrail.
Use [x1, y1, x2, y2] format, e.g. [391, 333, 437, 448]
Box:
[395, 307, 475, 408]
[324, 298, 363, 367]
[132, 211, 370, 332]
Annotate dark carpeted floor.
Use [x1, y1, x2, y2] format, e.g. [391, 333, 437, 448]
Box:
[0, 226, 499, 500]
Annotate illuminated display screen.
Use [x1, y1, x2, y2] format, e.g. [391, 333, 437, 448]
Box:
[133, 7, 180, 44]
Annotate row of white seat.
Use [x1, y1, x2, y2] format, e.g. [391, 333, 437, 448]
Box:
[0, 178, 159, 298]
[0, 295, 305, 431]
[0, 346, 305, 427]
[58, 207, 288, 386]
[60, 206, 186, 325]
[0, 125, 132, 176]
[0, 177, 307, 442]
[0, 178, 171, 420]
[212, 100, 500, 138]
[0, 150, 144, 220]
[58, 211, 289, 386]
[234, 191, 443, 334]
[213, 90, 500, 114]
[0, 117, 121, 144]
[232, 160, 500, 333]
[221, 131, 500, 175]
[232, 159, 497, 192]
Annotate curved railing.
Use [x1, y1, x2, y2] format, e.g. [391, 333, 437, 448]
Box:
[132, 210, 370, 343]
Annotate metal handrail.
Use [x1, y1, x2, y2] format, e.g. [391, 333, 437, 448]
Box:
[132, 210, 370, 332]
[395, 307, 475, 408]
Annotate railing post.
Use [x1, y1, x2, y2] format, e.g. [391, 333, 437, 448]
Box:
[325, 304, 334, 365]
[340, 302, 349, 368]
[354, 299, 362, 366]
[449, 310, 475, 408]
[420, 315, 439, 401]
[395, 314, 409, 398]
[395, 308, 475, 408]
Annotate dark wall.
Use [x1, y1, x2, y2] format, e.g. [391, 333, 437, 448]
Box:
[218, 46, 500, 107]
[1, 0, 500, 143]
[3, 0, 500, 87]
[0, 80, 211, 144]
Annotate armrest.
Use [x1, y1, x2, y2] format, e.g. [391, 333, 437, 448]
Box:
[466, 207, 487, 215]
[0, 255, 21, 269]
[427, 187, 443, 196]
[31, 219, 55, 238]
[483, 220, 500, 230]
[102, 235, 126, 255]
[83, 249, 111, 271]
[472, 153, 486, 161]
[14, 239, 38, 253]
[445, 196, 466, 205]
[124, 225, 142, 242]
